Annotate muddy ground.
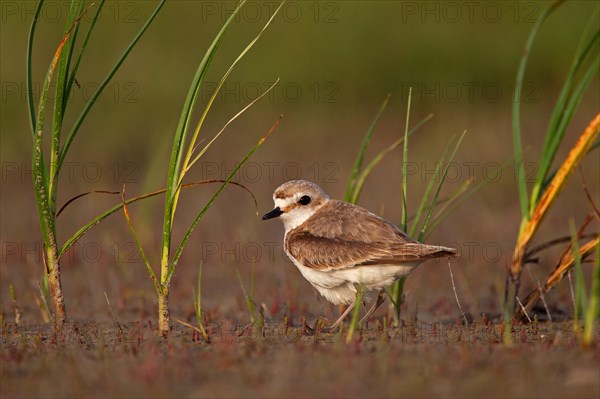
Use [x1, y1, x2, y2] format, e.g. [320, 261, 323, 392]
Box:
[1, 316, 598, 398]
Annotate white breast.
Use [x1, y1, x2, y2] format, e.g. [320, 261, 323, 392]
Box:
[284, 243, 419, 305]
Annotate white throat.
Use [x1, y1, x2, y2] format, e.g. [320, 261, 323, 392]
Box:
[275, 198, 319, 232]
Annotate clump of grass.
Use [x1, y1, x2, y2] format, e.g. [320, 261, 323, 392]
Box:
[26, 0, 165, 330]
[33, 281, 51, 323]
[172, 261, 209, 343]
[345, 285, 364, 343]
[518, 213, 598, 323]
[344, 89, 474, 328]
[192, 262, 209, 342]
[584, 242, 600, 344]
[507, 1, 599, 317]
[234, 263, 257, 325]
[569, 220, 599, 346]
[121, 1, 283, 336]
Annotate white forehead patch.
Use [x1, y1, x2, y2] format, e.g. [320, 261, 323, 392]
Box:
[274, 197, 293, 209]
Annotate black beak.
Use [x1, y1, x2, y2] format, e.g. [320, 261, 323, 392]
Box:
[262, 207, 283, 220]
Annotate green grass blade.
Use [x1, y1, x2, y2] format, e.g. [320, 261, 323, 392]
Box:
[418, 131, 466, 241]
[400, 87, 413, 232]
[512, 1, 564, 221]
[60, 200, 143, 259]
[409, 135, 450, 238]
[60, 1, 87, 111]
[425, 180, 481, 240]
[49, 1, 90, 213]
[164, 0, 247, 218]
[542, 53, 599, 180]
[164, 2, 282, 284]
[346, 285, 364, 343]
[58, 180, 256, 258]
[555, 51, 599, 139]
[57, 0, 165, 173]
[391, 275, 407, 325]
[53, 0, 81, 122]
[569, 220, 586, 327]
[583, 240, 600, 343]
[425, 169, 499, 239]
[27, 0, 45, 136]
[424, 158, 513, 238]
[192, 261, 209, 341]
[27, 0, 48, 189]
[174, 2, 284, 204]
[530, 28, 600, 209]
[184, 79, 281, 177]
[121, 188, 162, 295]
[428, 178, 473, 222]
[234, 267, 255, 323]
[351, 113, 432, 205]
[162, 0, 248, 265]
[32, 22, 78, 250]
[344, 94, 391, 202]
[64, 0, 107, 108]
[166, 117, 282, 281]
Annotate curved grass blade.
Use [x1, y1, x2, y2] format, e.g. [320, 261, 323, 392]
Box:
[234, 266, 256, 324]
[512, 0, 565, 222]
[167, 116, 283, 283]
[351, 113, 432, 204]
[417, 131, 466, 241]
[57, 0, 166, 173]
[172, 2, 284, 216]
[583, 239, 600, 344]
[183, 78, 281, 178]
[512, 113, 600, 269]
[425, 179, 481, 240]
[162, 0, 252, 271]
[58, 179, 258, 259]
[64, 0, 107, 108]
[192, 261, 209, 342]
[549, 52, 599, 155]
[519, 232, 598, 319]
[56, 189, 119, 217]
[422, 157, 515, 237]
[409, 132, 451, 238]
[425, 166, 501, 239]
[60, 0, 86, 99]
[346, 285, 364, 343]
[420, 177, 472, 239]
[120, 186, 162, 296]
[53, 0, 84, 134]
[163, 0, 248, 239]
[32, 13, 84, 249]
[27, 0, 45, 136]
[344, 94, 390, 202]
[49, 2, 95, 211]
[530, 21, 600, 209]
[400, 87, 413, 232]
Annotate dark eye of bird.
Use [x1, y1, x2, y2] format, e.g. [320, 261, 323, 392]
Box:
[298, 195, 311, 205]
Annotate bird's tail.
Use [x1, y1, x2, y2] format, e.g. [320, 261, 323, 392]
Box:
[414, 243, 458, 260]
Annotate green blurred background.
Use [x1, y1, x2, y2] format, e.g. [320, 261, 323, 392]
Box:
[1, 1, 598, 323]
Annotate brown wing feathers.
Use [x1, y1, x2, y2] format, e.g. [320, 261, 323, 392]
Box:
[285, 200, 457, 271]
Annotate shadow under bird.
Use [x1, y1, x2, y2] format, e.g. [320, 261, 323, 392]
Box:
[262, 180, 457, 330]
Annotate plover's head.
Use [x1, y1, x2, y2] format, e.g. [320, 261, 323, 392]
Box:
[262, 180, 330, 231]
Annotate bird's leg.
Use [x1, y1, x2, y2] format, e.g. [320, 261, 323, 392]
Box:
[359, 290, 386, 327]
[325, 297, 357, 332]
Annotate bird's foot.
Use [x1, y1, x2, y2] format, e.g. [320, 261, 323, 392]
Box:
[302, 317, 334, 335]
